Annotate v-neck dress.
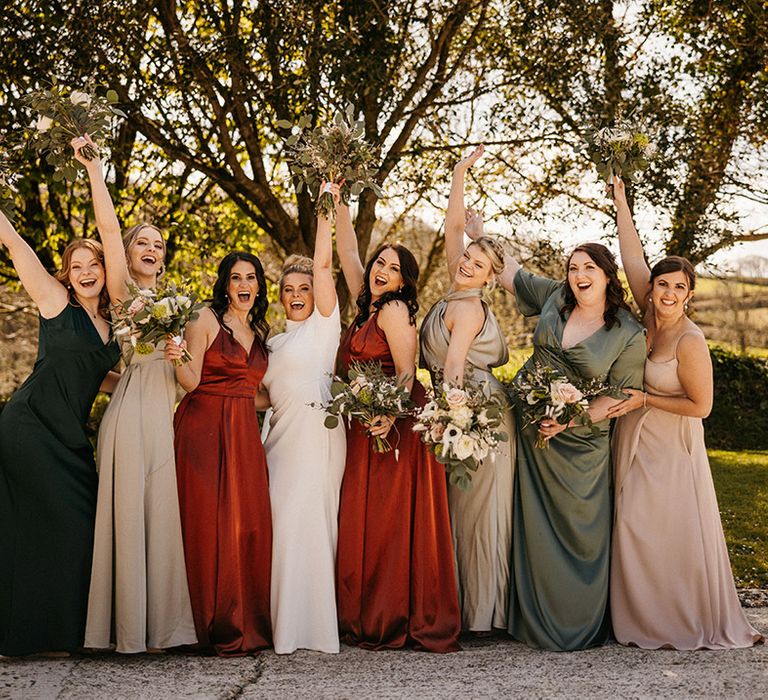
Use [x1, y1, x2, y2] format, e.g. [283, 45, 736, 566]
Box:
[174, 322, 272, 655]
[507, 270, 646, 651]
[0, 304, 119, 655]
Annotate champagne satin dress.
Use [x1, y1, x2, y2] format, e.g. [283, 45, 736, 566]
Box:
[611, 345, 763, 649]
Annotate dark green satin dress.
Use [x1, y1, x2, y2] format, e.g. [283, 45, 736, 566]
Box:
[508, 270, 645, 651]
[0, 303, 119, 656]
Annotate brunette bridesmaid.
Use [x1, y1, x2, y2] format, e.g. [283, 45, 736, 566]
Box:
[166, 252, 272, 656]
[333, 201, 461, 652]
[608, 176, 762, 650]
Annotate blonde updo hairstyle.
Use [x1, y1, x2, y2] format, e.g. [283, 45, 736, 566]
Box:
[466, 235, 506, 289]
[279, 254, 314, 292]
[123, 223, 166, 279]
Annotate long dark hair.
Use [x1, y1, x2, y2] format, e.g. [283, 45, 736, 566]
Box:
[54, 238, 111, 320]
[210, 251, 270, 344]
[561, 242, 631, 330]
[354, 243, 419, 327]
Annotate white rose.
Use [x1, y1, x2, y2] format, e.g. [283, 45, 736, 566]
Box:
[449, 405, 473, 430]
[69, 90, 92, 107]
[176, 295, 191, 309]
[453, 434, 475, 461]
[445, 387, 468, 409]
[36, 116, 53, 132]
[477, 409, 490, 426]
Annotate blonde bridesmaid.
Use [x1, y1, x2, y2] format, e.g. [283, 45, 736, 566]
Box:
[75, 136, 197, 653]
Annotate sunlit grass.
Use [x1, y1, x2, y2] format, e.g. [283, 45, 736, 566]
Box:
[709, 450, 768, 588]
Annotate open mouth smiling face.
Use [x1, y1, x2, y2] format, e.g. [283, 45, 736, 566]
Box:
[68, 248, 105, 297]
[129, 227, 165, 277]
[454, 245, 492, 289]
[228, 260, 259, 312]
[568, 251, 608, 302]
[281, 272, 314, 322]
[369, 248, 403, 298]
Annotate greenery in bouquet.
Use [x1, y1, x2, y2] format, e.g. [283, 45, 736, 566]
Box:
[413, 376, 509, 492]
[279, 105, 384, 221]
[511, 363, 623, 449]
[23, 83, 126, 183]
[111, 282, 203, 366]
[314, 360, 413, 453]
[582, 111, 656, 184]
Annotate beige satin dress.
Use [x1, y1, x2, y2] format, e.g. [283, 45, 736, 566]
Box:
[85, 340, 197, 652]
[611, 347, 763, 649]
[420, 289, 515, 631]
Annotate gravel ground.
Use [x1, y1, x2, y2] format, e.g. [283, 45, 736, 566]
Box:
[1, 609, 765, 699]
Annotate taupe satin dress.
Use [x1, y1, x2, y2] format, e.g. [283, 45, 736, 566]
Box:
[420, 288, 515, 631]
[611, 343, 763, 650]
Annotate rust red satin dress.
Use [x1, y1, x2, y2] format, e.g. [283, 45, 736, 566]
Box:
[336, 312, 461, 652]
[174, 324, 272, 656]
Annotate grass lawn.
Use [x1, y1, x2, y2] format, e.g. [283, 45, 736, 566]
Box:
[709, 450, 768, 588]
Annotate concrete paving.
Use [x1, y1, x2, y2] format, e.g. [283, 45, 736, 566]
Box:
[1, 609, 765, 699]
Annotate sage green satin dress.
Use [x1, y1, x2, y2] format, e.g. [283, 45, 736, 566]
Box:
[420, 289, 515, 631]
[508, 270, 645, 651]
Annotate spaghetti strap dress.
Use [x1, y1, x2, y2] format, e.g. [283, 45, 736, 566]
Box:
[336, 311, 461, 652]
[0, 304, 119, 655]
[174, 322, 272, 656]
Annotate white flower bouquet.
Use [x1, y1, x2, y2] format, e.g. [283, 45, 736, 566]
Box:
[279, 105, 384, 221]
[512, 363, 619, 448]
[413, 378, 509, 491]
[315, 360, 413, 453]
[582, 113, 656, 184]
[23, 83, 126, 183]
[111, 282, 203, 365]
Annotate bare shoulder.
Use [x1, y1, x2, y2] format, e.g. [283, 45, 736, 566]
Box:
[446, 295, 485, 328]
[676, 323, 709, 359]
[377, 299, 410, 323]
[193, 305, 220, 332]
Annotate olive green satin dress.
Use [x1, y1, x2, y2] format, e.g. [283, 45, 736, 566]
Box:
[420, 288, 515, 631]
[508, 270, 645, 651]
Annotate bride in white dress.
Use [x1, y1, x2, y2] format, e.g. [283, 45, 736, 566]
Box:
[261, 184, 346, 654]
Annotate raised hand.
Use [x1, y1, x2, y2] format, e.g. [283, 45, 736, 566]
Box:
[319, 180, 342, 214]
[71, 134, 101, 171]
[454, 144, 485, 173]
[606, 174, 628, 208]
[464, 206, 484, 241]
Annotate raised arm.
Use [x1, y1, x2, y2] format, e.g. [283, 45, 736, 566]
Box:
[313, 182, 340, 317]
[610, 175, 651, 311]
[73, 135, 130, 302]
[335, 200, 365, 300]
[445, 145, 484, 279]
[0, 209, 68, 317]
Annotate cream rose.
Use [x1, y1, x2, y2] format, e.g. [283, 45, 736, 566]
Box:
[36, 115, 53, 132]
[69, 90, 92, 107]
[550, 380, 583, 406]
[445, 386, 468, 409]
[453, 434, 475, 461]
[449, 405, 473, 430]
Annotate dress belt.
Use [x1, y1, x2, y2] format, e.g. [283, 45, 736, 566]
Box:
[193, 387, 257, 399]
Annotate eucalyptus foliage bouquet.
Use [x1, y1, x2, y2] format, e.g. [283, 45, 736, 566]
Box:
[582, 113, 656, 184]
[279, 105, 384, 220]
[111, 282, 203, 365]
[413, 377, 509, 492]
[23, 84, 126, 183]
[512, 363, 621, 449]
[315, 360, 413, 453]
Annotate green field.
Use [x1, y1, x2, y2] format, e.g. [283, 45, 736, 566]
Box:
[710, 450, 768, 588]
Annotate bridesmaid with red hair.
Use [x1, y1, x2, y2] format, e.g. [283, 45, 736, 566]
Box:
[333, 201, 461, 652]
